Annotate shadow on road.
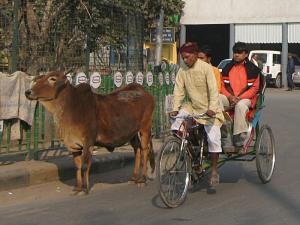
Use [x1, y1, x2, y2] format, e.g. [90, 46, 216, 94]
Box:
[244, 171, 300, 222]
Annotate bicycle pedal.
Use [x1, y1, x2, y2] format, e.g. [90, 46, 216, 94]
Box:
[191, 173, 201, 184]
[194, 167, 204, 174]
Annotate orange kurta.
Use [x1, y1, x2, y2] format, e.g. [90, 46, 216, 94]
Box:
[212, 66, 221, 92]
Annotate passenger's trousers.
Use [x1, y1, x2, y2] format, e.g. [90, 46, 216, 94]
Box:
[219, 94, 251, 135]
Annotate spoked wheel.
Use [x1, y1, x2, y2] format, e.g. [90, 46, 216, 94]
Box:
[158, 136, 190, 208]
[255, 125, 275, 183]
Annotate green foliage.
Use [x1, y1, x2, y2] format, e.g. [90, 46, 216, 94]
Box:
[1, 0, 184, 73]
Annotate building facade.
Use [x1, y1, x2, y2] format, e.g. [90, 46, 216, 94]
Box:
[180, 0, 300, 86]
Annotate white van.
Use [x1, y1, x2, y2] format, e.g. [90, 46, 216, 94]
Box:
[248, 50, 300, 88]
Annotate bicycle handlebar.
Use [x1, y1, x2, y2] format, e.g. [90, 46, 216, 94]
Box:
[170, 112, 210, 120]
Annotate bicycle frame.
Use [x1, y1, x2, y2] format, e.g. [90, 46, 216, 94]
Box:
[174, 118, 209, 178]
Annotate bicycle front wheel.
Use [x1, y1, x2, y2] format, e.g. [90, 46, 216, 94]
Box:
[158, 136, 190, 208]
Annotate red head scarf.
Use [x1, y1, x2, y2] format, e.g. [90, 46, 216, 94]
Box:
[179, 42, 199, 54]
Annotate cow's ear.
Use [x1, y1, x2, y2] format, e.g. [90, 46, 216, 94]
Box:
[48, 76, 57, 86]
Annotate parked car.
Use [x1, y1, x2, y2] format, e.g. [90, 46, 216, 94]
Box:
[217, 58, 231, 73]
[248, 50, 300, 88]
[292, 71, 300, 87]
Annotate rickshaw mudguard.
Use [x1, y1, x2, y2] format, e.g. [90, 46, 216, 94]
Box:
[251, 109, 261, 128]
[251, 82, 266, 129]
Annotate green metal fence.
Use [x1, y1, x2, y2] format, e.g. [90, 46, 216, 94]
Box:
[0, 66, 177, 160]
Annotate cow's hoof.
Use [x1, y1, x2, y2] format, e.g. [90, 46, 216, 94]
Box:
[72, 187, 82, 192]
[135, 176, 147, 186]
[78, 190, 88, 196]
[71, 187, 84, 195]
[137, 182, 146, 188]
[72, 190, 81, 196]
[83, 188, 90, 195]
[128, 176, 138, 184]
[72, 190, 87, 196]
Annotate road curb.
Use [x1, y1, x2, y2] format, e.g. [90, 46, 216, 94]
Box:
[0, 152, 135, 191]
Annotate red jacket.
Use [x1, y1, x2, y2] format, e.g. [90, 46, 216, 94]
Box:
[221, 60, 260, 108]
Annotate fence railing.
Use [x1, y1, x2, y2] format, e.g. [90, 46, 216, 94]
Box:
[0, 65, 178, 160]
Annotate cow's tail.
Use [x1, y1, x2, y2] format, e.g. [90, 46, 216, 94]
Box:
[134, 133, 155, 174]
[149, 136, 155, 173]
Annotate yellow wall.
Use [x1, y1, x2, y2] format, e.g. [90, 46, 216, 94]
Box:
[145, 42, 177, 65]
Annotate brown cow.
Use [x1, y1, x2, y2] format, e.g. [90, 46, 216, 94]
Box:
[25, 71, 155, 194]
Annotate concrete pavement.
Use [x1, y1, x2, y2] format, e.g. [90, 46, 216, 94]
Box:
[0, 139, 163, 191]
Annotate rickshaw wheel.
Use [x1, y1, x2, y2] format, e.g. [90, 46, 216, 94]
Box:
[158, 136, 190, 208]
[255, 124, 275, 183]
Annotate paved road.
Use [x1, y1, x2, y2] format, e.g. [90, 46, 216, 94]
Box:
[1, 89, 300, 225]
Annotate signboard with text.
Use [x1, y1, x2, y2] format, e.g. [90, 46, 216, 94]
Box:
[150, 27, 175, 44]
[165, 95, 174, 113]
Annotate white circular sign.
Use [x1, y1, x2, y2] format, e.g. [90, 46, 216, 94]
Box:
[146, 72, 153, 86]
[125, 71, 134, 84]
[171, 72, 176, 84]
[89, 72, 101, 89]
[165, 72, 170, 85]
[158, 72, 164, 86]
[66, 73, 73, 84]
[136, 72, 144, 85]
[114, 72, 123, 87]
[76, 72, 87, 85]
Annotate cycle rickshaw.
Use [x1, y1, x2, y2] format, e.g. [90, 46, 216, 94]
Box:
[157, 75, 275, 208]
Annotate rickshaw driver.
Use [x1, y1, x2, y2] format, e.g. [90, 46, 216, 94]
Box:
[169, 42, 224, 186]
[219, 42, 261, 147]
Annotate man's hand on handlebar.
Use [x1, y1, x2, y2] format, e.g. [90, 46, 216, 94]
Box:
[206, 110, 216, 117]
[169, 111, 178, 117]
[169, 110, 216, 119]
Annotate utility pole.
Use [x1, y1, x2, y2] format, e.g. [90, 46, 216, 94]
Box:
[281, 23, 288, 88]
[229, 24, 235, 59]
[179, 24, 186, 66]
[154, 8, 164, 70]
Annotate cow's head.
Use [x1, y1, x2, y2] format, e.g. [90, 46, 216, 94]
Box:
[25, 71, 68, 101]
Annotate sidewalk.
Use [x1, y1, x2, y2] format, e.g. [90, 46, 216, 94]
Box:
[0, 139, 163, 191]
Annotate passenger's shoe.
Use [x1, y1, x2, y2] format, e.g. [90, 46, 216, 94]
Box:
[240, 132, 248, 140]
[233, 132, 247, 147]
[233, 134, 242, 147]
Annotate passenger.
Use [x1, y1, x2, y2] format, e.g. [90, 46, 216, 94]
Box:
[198, 45, 222, 92]
[251, 54, 263, 70]
[169, 42, 224, 187]
[219, 42, 260, 147]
